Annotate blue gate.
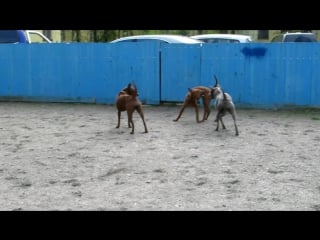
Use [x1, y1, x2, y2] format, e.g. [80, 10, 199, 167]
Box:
[1, 42, 320, 108]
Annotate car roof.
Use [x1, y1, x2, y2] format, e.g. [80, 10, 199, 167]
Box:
[190, 34, 252, 42]
[110, 34, 203, 44]
[283, 32, 314, 36]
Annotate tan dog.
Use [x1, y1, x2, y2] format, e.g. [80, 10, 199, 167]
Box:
[173, 86, 214, 123]
[116, 83, 148, 134]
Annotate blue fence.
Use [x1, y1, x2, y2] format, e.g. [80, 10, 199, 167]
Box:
[1, 42, 320, 108]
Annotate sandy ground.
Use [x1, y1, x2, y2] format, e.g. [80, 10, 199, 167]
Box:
[1, 101, 320, 211]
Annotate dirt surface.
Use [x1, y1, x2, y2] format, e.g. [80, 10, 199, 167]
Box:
[1, 102, 320, 211]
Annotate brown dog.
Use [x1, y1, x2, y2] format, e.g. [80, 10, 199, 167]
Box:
[116, 83, 148, 134]
[173, 86, 214, 123]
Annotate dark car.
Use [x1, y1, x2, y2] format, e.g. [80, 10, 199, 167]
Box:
[271, 32, 317, 42]
[0, 30, 27, 43]
[0, 30, 52, 43]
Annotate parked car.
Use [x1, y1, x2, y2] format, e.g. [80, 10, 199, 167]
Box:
[110, 34, 203, 44]
[0, 30, 52, 44]
[190, 34, 253, 43]
[271, 32, 317, 42]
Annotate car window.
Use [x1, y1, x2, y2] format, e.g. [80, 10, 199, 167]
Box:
[26, 30, 52, 43]
[229, 39, 241, 43]
[295, 36, 316, 42]
[201, 38, 241, 43]
[284, 34, 317, 42]
[112, 39, 169, 44]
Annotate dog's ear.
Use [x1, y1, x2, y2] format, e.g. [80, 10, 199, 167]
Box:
[188, 88, 193, 92]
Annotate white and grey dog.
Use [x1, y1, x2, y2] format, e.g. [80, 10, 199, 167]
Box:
[212, 76, 239, 136]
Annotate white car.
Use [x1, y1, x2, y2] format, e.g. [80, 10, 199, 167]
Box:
[190, 34, 253, 43]
[110, 34, 203, 44]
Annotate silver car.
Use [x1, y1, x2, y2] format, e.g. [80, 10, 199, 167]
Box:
[271, 32, 317, 42]
[110, 34, 203, 44]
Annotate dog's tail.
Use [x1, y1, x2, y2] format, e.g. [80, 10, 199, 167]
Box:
[222, 89, 228, 102]
[214, 75, 220, 87]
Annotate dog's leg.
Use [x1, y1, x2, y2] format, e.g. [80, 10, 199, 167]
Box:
[215, 111, 226, 131]
[136, 106, 148, 133]
[130, 120, 134, 134]
[127, 118, 132, 128]
[127, 111, 134, 134]
[116, 111, 121, 128]
[205, 107, 211, 120]
[203, 97, 211, 120]
[216, 110, 226, 129]
[204, 105, 210, 120]
[201, 97, 207, 121]
[228, 108, 239, 136]
[233, 118, 239, 136]
[215, 113, 220, 131]
[174, 92, 194, 122]
[190, 97, 202, 123]
[194, 102, 203, 123]
[173, 103, 187, 122]
[220, 117, 226, 129]
[126, 108, 132, 128]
